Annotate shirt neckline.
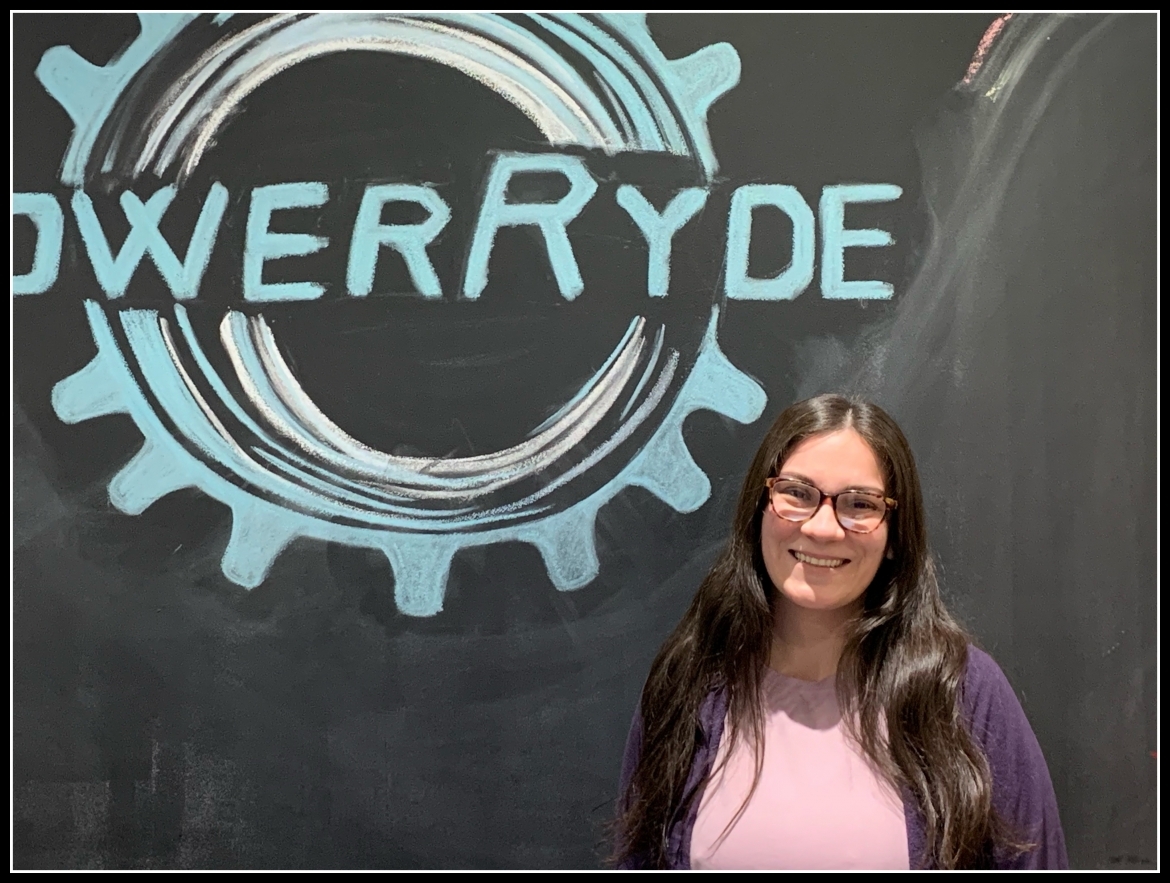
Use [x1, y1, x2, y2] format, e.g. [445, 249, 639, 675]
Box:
[764, 666, 837, 689]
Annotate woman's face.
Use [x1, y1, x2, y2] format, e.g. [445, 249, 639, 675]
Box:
[760, 428, 891, 614]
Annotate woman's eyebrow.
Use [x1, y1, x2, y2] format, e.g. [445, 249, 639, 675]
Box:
[775, 472, 885, 495]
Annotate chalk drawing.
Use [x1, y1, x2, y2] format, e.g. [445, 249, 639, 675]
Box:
[33, 13, 765, 615]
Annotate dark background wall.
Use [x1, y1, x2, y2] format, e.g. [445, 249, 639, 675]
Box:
[13, 13, 1156, 869]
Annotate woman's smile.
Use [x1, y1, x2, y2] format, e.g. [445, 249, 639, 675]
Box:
[790, 549, 849, 568]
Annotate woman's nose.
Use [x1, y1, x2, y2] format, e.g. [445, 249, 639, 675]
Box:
[802, 498, 845, 539]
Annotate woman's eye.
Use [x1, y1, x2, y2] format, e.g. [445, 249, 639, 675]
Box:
[780, 485, 816, 504]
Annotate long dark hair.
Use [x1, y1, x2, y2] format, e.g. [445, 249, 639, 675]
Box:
[613, 394, 1024, 869]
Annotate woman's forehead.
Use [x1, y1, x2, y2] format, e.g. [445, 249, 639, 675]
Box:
[778, 429, 886, 487]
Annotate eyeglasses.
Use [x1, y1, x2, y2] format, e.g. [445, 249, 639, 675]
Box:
[764, 477, 897, 534]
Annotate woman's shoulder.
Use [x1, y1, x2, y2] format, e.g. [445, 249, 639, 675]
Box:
[959, 644, 1027, 741]
[962, 644, 1013, 698]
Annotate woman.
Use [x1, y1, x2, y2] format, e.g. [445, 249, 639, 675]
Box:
[613, 394, 1067, 869]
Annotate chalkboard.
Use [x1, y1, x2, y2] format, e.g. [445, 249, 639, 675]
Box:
[13, 13, 1156, 870]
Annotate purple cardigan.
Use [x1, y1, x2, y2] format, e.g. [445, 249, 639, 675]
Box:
[617, 646, 1068, 869]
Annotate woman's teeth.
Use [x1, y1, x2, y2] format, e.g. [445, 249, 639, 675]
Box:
[793, 551, 845, 567]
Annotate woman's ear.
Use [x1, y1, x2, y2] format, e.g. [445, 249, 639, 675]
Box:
[885, 547, 895, 560]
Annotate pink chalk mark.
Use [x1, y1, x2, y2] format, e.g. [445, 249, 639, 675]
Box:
[961, 13, 1015, 85]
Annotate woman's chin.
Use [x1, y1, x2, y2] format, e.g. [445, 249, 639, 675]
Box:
[777, 583, 861, 614]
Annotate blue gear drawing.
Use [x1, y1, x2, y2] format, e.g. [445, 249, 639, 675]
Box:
[40, 13, 766, 615]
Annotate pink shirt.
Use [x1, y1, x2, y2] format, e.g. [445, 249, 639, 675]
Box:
[690, 668, 909, 870]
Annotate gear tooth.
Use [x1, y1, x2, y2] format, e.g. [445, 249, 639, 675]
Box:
[51, 353, 128, 424]
[667, 42, 741, 121]
[134, 12, 197, 43]
[679, 309, 767, 423]
[529, 506, 602, 591]
[381, 536, 458, 617]
[40, 13, 198, 185]
[35, 46, 113, 127]
[221, 501, 299, 589]
[108, 439, 195, 515]
[628, 425, 710, 513]
[601, 12, 649, 33]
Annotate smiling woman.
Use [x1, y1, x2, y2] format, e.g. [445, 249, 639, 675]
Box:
[612, 394, 1068, 870]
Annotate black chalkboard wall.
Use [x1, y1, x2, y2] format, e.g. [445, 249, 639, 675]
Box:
[12, 13, 1156, 870]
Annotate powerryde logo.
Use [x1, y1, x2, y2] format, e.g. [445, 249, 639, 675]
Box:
[13, 13, 903, 615]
